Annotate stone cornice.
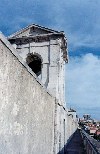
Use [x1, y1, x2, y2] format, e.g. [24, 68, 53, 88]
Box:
[8, 33, 64, 44]
[8, 33, 68, 62]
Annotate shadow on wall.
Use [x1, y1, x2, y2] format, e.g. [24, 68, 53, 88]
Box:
[57, 141, 72, 154]
[57, 129, 85, 154]
[57, 131, 77, 154]
[57, 146, 66, 154]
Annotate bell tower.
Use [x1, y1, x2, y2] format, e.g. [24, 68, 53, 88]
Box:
[8, 24, 68, 105]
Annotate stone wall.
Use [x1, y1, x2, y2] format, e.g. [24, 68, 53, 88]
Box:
[0, 34, 55, 154]
[0, 33, 78, 154]
[12, 38, 65, 105]
[54, 103, 78, 154]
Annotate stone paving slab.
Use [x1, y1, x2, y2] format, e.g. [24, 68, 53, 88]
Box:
[66, 129, 85, 154]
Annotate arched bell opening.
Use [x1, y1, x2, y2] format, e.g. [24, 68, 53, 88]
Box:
[26, 53, 42, 76]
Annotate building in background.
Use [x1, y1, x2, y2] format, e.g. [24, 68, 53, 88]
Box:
[83, 114, 91, 121]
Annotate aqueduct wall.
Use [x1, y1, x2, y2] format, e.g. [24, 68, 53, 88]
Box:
[0, 33, 77, 154]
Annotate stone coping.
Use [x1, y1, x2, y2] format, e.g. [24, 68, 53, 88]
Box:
[81, 130, 100, 153]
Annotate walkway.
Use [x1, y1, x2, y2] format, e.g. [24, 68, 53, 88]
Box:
[65, 129, 85, 154]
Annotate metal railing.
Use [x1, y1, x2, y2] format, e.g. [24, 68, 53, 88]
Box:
[81, 129, 100, 154]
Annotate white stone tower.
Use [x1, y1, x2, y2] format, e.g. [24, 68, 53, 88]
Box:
[8, 24, 68, 105]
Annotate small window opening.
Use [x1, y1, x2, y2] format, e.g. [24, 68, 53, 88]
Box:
[26, 53, 42, 76]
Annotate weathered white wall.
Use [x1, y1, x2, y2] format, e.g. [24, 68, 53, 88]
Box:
[14, 38, 65, 105]
[0, 37, 55, 154]
[0, 34, 78, 154]
[53, 102, 78, 154]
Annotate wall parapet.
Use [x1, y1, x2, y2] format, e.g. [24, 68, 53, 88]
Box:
[81, 129, 100, 154]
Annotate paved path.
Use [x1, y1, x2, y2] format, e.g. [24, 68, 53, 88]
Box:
[65, 129, 85, 154]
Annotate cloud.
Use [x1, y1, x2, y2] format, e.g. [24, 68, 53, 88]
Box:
[65, 53, 100, 119]
[1, 0, 100, 53]
[0, 0, 100, 118]
[0, 1, 100, 45]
